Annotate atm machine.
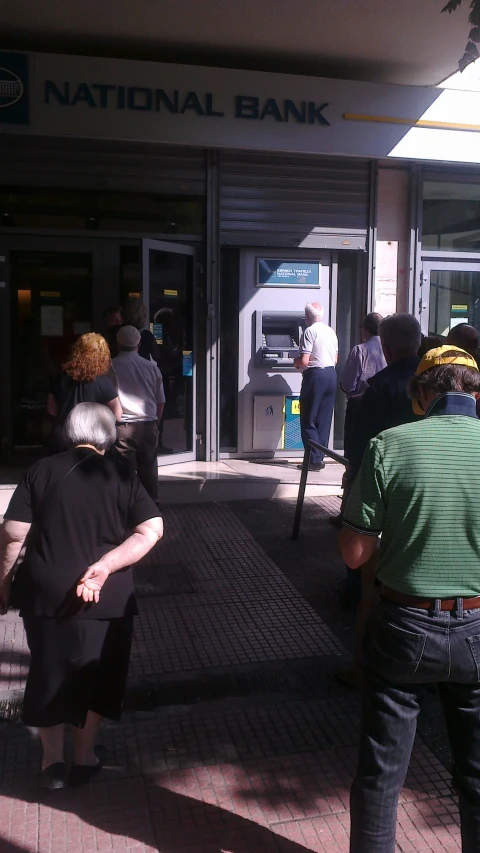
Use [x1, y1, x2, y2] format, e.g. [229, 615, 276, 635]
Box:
[237, 250, 332, 457]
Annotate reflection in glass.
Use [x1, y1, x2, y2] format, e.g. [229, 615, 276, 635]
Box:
[147, 250, 194, 455]
[428, 270, 480, 336]
[423, 181, 480, 252]
[1, 188, 204, 235]
[11, 251, 93, 450]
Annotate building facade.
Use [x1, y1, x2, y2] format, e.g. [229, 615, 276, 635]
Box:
[2, 50, 480, 462]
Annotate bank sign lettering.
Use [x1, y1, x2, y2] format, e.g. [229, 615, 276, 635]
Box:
[44, 82, 329, 124]
[0, 51, 330, 127]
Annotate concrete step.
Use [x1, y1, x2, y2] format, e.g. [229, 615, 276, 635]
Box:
[0, 459, 343, 509]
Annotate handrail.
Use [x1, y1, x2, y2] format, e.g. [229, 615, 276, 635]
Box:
[291, 441, 348, 540]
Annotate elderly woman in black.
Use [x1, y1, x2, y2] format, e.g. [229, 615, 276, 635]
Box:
[0, 403, 163, 790]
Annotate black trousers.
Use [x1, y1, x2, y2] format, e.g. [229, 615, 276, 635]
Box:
[343, 397, 362, 465]
[299, 366, 337, 464]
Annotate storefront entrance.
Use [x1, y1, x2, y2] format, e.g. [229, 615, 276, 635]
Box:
[0, 235, 197, 462]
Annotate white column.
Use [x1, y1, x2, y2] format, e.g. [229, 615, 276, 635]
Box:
[375, 168, 410, 315]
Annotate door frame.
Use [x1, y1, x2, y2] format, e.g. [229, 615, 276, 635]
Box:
[142, 238, 197, 467]
[419, 259, 480, 335]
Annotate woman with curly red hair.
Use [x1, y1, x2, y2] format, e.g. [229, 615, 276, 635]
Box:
[47, 334, 122, 450]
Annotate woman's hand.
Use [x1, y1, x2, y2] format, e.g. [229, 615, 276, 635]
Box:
[76, 563, 111, 604]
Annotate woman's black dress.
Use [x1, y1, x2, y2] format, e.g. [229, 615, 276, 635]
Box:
[49, 373, 117, 452]
[5, 448, 160, 728]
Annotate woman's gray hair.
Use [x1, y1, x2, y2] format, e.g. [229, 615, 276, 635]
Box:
[305, 302, 324, 324]
[121, 297, 148, 331]
[63, 403, 117, 451]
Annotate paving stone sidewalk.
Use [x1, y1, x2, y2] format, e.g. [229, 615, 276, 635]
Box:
[0, 503, 344, 697]
[0, 499, 463, 852]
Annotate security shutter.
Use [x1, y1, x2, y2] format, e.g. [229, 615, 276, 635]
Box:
[220, 150, 370, 247]
[0, 135, 206, 196]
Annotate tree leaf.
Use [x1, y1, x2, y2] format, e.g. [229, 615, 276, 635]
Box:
[469, 0, 480, 25]
[469, 25, 480, 39]
[465, 39, 480, 55]
[442, 0, 463, 11]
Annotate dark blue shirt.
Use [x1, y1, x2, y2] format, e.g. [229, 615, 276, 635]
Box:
[348, 354, 420, 475]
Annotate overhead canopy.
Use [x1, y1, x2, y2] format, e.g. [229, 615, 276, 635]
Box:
[1, 0, 472, 86]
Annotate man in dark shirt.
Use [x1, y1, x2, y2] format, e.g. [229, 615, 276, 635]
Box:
[347, 313, 422, 477]
[342, 313, 421, 610]
[102, 306, 122, 358]
[446, 322, 479, 361]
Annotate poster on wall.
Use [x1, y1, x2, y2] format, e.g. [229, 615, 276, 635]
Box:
[41, 305, 63, 337]
[257, 259, 320, 288]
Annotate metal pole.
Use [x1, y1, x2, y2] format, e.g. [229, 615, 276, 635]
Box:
[291, 442, 311, 540]
[292, 441, 348, 541]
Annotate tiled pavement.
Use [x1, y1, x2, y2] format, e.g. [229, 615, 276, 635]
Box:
[0, 500, 463, 851]
[0, 503, 343, 696]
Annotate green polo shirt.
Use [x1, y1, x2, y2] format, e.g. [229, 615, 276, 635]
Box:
[343, 393, 480, 597]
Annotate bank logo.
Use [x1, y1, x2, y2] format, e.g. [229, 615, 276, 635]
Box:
[0, 53, 29, 124]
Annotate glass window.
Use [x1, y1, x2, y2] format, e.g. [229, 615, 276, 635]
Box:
[119, 245, 141, 305]
[0, 188, 204, 235]
[10, 251, 93, 450]
[428, 270, 480, 335]
[422, 180, 480, 252]
[145, 247, 195, 456]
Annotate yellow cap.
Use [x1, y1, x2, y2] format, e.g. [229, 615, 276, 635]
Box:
[412, 344, 478, 415]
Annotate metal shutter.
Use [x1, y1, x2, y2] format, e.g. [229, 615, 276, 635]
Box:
[220, 150, 370, 247]
[0, 135, 206, 196]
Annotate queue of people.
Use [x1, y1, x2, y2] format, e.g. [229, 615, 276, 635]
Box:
[336, 317, 480, 851]
[294, 299, 480, 849]
[3, 290, 480, 853]
[340, 343, 480, 853]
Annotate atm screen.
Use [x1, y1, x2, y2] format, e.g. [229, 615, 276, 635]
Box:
[265, 334, 294, 348]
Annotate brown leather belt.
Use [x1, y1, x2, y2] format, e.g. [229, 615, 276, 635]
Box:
[381, 585, 480, 611]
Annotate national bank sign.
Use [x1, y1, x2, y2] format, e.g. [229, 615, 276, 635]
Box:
[6, 49, 480, 165]
[45, 81, 330, 125]
[0, 51, 330, 127]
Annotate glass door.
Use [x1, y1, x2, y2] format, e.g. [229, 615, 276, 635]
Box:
[142, 239, 196, 465]
[420, 261, 480, 336]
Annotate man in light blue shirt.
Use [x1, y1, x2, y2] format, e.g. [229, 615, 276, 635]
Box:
[340, 313, 386, 462]
[112, 325, 165, 502]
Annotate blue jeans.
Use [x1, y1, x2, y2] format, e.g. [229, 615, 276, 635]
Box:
[300, 366, 337, 464]
[351, 599, 480, 853]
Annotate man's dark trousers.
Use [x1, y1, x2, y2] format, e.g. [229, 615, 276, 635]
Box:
[351, 598, 480, 853]
[300, 366, 337, 464]
[116, 420, 159, 500]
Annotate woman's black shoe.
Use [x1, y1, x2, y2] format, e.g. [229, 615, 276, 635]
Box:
[68, 758, 103, 788]
[40, 762, 67, 790]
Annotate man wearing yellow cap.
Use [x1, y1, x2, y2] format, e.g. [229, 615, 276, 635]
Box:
[339, 345, 480, 853]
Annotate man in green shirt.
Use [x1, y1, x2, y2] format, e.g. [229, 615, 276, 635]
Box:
[339, 344, 480, 853]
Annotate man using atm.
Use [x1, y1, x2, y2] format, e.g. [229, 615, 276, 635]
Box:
[294, 302, 338, 471]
